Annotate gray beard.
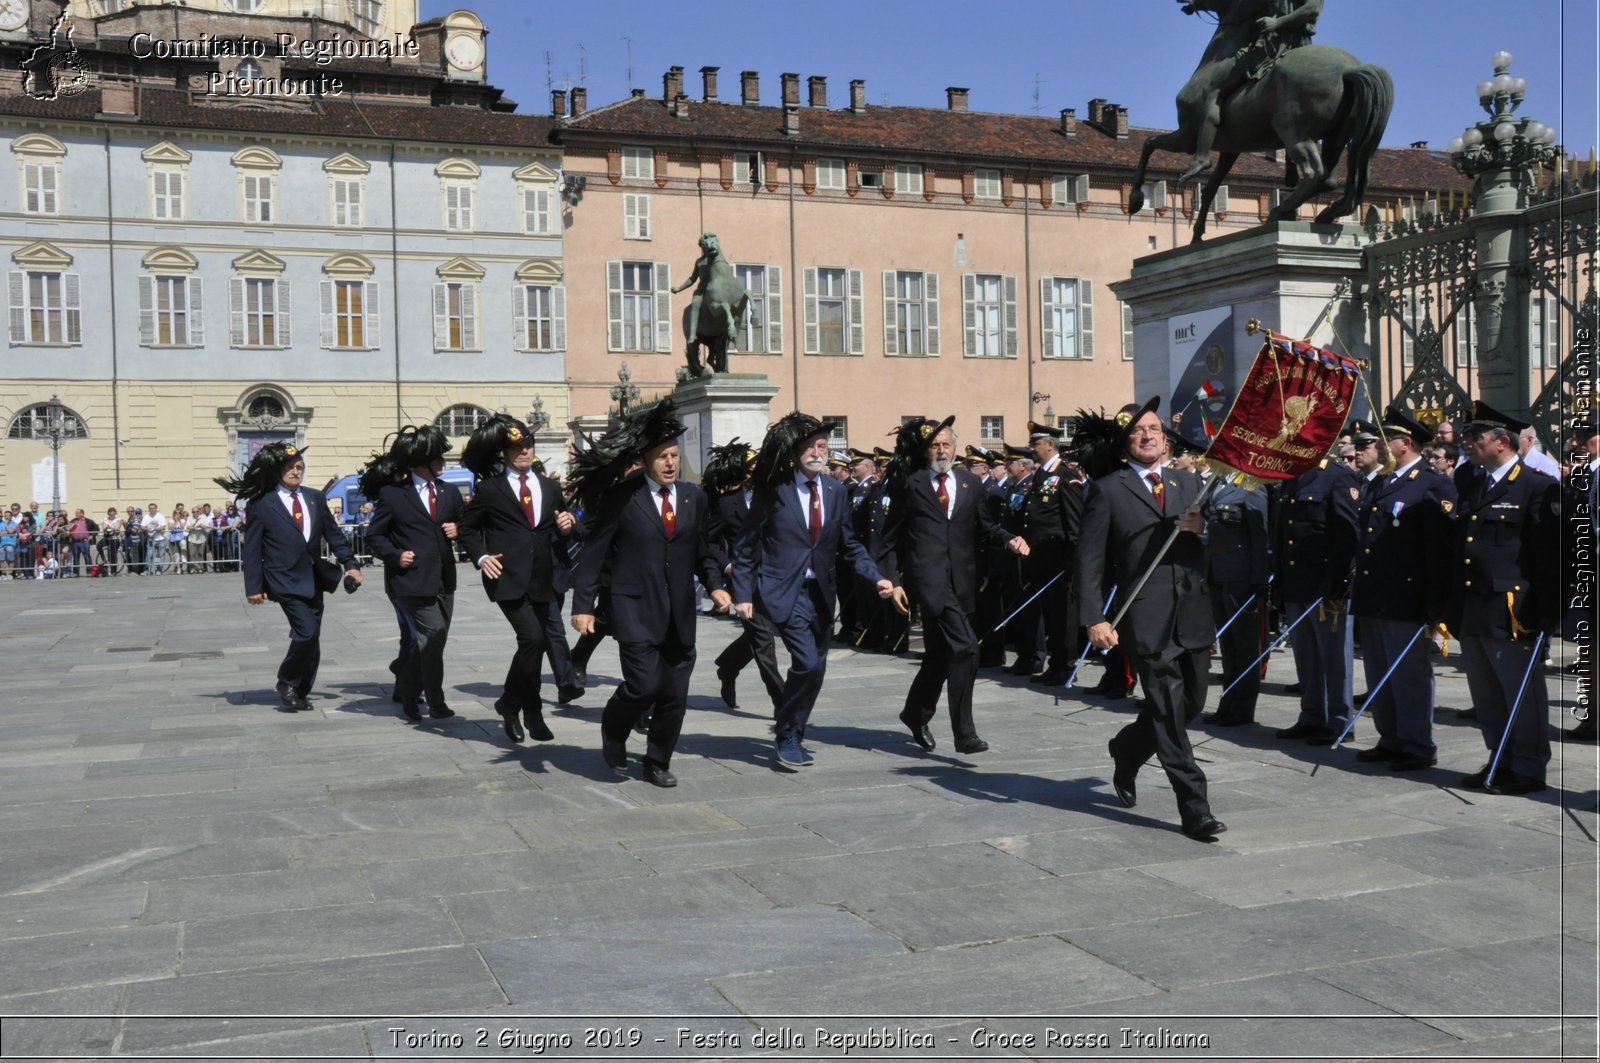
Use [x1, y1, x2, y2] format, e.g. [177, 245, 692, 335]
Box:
[930, 456, 954, 474]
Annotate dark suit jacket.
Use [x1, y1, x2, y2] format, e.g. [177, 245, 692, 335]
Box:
[706, 488, 753, 572]
[1075, 466, 1212, 655]
[458, 471, 572, 604]
[731, 473, 881, 624]
[366, 478, 464, 598]
[242, 486, 358, 600]
[570, 476, 724, 646]
[877, 466, 1011, 614]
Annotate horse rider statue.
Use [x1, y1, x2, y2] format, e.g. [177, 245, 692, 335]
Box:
[672, 232, 752, 377]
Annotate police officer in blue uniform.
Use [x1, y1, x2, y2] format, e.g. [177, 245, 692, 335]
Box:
[1348, 407, 1458, 771]
[1017, 421, 1086, 684]
[1449, 401, 1561, 795]
[1272, 425, 1364, 744]
[1200, 466, 1270, 727]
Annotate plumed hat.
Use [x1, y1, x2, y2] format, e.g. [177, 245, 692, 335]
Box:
[885, 415, 956, 488]
[460, 414, 533, 479]
[213, 440, 307, 504]
[702, 437, 756, 495]
[358, 425, 453, 498]
[565, 399, 686, 513]
[751, 412, 833, 489]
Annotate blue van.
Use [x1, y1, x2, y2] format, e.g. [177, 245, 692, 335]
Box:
[321, 465, 478, 524]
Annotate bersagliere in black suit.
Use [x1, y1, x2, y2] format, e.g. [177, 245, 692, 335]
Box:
[876, 418, 1027, 754]
[1075, 400, 1223, 841]
[707, 484, 785, 712]
[219, 443, 362, 712]
[458, 416, 580, 744]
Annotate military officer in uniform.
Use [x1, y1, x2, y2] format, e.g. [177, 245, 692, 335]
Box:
[1348, 407, 1458, 770]
[1272, 432, 1362, 744]
[1199, 469, 1270, 727]
[1017, 421, 1086, 684]
[1450, 402, 1561, 794]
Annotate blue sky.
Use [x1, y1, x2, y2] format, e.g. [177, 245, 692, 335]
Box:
[426, 0, 1597, 157]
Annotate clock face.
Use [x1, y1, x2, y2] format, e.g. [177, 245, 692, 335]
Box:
[0, 0, 28, 32]
[445, 34, 482, 71]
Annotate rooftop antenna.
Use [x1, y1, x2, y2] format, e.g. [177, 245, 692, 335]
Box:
[544, 50, 553, 93]
[577, 42, 588, 85]
[621, 36, 632, 88]
[1031, 73, 1046, 114]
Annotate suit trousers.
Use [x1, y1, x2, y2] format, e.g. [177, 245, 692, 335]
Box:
[540, 594, 580, 690]
[715, 611, 786, 706]
[773, 582, 832, 742]
[1461, 635, 1550, 780]
[1112, 644, 1211, 823]
[496, 593, 549, 712]
[1211, 582, 1263, 722]
[1359, 617, 1435, 758]
[904, 598, 980, 741]
[394, 592, 454, 706]
[1017, 555, 1070, 673]
[1286, 598, 1353, 732]
[275, 593, 325, 695]
[386, 592, 416, 676]
[601, 634, 696, 768]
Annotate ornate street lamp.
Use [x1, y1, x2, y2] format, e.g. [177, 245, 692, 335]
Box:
[527, 394, 550, 433]
[610, 362, 640, 415]
[1447, 52, 1558, 183]
[44, 393, 66, 517]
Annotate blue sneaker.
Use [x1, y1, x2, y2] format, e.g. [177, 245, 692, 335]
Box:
[775, 736, 811, 770]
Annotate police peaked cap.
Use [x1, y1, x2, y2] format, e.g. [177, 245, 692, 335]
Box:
[1380, 405, 1433, 445]
[1463, 400, 1530, 436]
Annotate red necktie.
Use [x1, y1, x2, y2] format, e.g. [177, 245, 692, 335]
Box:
[1146, 472, 1166, 511]
[518, 474, 535, 528]
[427, 481, 438, 520]
[291, 489, 304, 531]
[659, 485, 675, 536]
[935, 472, 951, 516]
[808, 479, 822, 544]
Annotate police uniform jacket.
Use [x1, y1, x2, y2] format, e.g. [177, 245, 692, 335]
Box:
[1448, 458, 1561, 640]
[1020, 458, 1085, 574]
[1274, 460, 1360, 603]
[1349, 460, 1458, 621]
[1204, 477, 1269, 586]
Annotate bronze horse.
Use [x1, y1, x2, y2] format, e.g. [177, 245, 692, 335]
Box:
[673, 233, 752, 376]
[1129, 0, 1394, 242]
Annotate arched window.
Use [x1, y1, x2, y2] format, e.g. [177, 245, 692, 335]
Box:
[434, 404, 491, 437]
[247, 394, 285, 420]
[7, 401, 88, 439]
[236, 59, 263, 81]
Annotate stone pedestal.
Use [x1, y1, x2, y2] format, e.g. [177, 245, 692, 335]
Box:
[670, 373, 780, 481]
[1111, 221, 1374, 440]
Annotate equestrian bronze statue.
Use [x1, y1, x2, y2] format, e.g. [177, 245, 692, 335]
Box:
[672, 233, 752, 376]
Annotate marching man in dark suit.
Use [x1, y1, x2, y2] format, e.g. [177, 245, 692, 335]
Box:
[362, 426, 463, 723]
[704, 440, 785, 714]
[1075, 399, 1225, 841]
[459, 416, 581, 745]
[877, 417, 1029, 754]
[217, 442, 362, 712]
[569, 402, 731, 787]
[1450, 401, 1561, 795]
[732, 413, 893, 770]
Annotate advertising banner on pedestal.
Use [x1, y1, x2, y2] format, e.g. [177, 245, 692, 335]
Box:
[1167, 305, 1233, 447]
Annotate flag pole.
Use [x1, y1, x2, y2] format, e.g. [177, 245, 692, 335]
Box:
[1102, 475, 1221, 632]
[1064, 584, 1118, 689]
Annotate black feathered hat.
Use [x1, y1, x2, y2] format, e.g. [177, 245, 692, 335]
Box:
[213, 441, 307, 504]
[883, 415, 955, 489]
[703, 437, 756, 495]
[460, 414, 533, 479]
[358, 425, 453, 499]
[751, 412, 833, 489]
[565, 399, 685, 512]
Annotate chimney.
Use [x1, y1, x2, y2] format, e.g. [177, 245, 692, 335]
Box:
[700, 65, 719, 102]
[781, 72, 800, 107]
[1059, 107, 1076, 138]
[946, 86, 969, 112]
[1087, 97, 1106, 125]
[673, 94, 690, 119]
[849, 78, 866, 114]
[1110, 104, 1128, 139]
[808, 75, 827, 108]
[740, 69, 759, 106]
[663, 65, 684, 103]
[570, 87, 587, 116]
[783, 104, 800, 137]
[98, 76, 135, 116]
[551, 89, 567, 117]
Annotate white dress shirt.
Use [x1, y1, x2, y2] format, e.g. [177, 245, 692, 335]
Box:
[275, 487, 312, 542]
[645, 477, 677, 519]
[413, 473, 440, 516]
[507, 467, 541, 526]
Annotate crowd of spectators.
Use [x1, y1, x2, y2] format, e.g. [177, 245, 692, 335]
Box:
[0, 499, 249, 580]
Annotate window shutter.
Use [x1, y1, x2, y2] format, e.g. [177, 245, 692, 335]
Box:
[653, 260, 671, 352]
[962, 273, 977, 356]
[363, 280, 379, 349]
[1039, 277, 1056, 358]
[7, 271, 23, 343]
[535, 188, 551, 233]
[43, 165, 58, 214]
[848, 269, 864, 354]
[138, 276, 156, 346]
[151, 172, 165, 219]
[881, 270, 898, 355]
[319, 279, 335, 348]
[605, 261, 624, 351]
[187, 276, 204, 345]
[432, 282, 449, 349]
[803, 267, 818, 354]
[1073, 174, 1089, 205]
[551, 284, 567, 351]
[276, 280, 291, 346]
[332, 179, 345, 224]
[512, 284, 529, 351]
[622, 194, 636, 238]
[1079, 279, 1094, 359]
[58, 272, 80, 343]
[924, 272, 940, 356]
[460, 283, 477, 350]
[230, 277, 245, 347]
[638, 195, 651, 238]
[1214, 185, 1229, 215]
[1002, 275, 1018, 358]
[765, 265, 782, 353]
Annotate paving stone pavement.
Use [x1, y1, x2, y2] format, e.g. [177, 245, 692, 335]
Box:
[0, 574, 1595, 1061]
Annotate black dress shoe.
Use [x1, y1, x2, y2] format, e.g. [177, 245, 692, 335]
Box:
[428, 702, 455, 719]
[899, 710, 936, 751]
[522, 707, 554, 742]
[1302, 730, 1341, 747]
[1459, 765, 1491, 790]
[634, 712, 652, 735]
[718, 671, 740, 709]
[1009, 660, 1040, 676]
[1388, 752, 1436, 772]
[275, 682, 303, 711]
[1108, 741, 1137, 808]
[642, 763, 678, 788]
[557, 684, 584, 706]
[1485, 771, 1547, 796]
[1030, 669, 1068, 686]
[1565, 719, 1598, 742]
[400, 700, 422, 722]
[1274, 722, 1319, 739]
[1453, 706, 1478, 721]
[953, 735, 989, 755]
[500, 713, 524, 743]
[601, 738, 628, 773]
[1282, 681, 1302, 694]
[1354, 745, 1396, 762]
[1181, 814, 1227, 840]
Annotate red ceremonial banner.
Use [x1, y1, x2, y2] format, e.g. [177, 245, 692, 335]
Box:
[1203, 329, 1361, 484]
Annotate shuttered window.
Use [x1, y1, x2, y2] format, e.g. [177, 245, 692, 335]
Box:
[963, 273, 1016, 357]
[431, 282, 477, 351]
[138, 275, 203, 347]
[514, 283, 566, 352]
[318, 279, 379, 350]
[229, 277, 289, 348]
[22, 162, 59, 215]
[1040, 277, 1095, 359]
[881, 270, 940, 356]
[151, 169, 184, 220]
[803, 267, 863, 355]
[623, 193, 651, 239]
[734, 264, 782, 354]
[606, 261, 669, 352]
[7, 271, 81, 345]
